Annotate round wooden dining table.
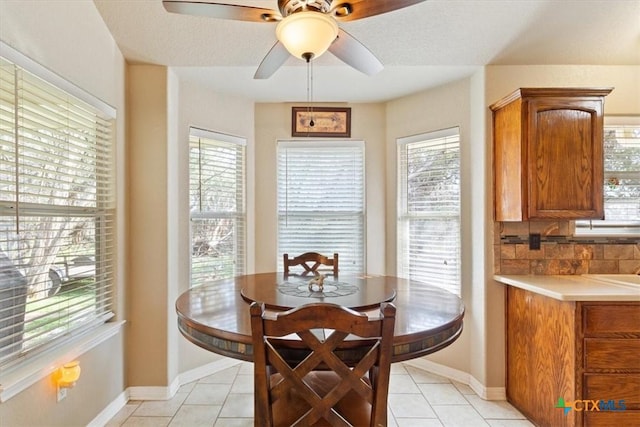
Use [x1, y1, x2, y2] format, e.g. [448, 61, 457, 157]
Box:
[176, 273, 464, 363]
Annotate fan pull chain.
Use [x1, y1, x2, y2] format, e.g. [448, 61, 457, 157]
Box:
[304, 53, 314, 128]
[310, 58, 314, 127]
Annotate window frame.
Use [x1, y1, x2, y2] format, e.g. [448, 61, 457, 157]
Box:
[188, 127, 246, 286]
[276, 140, 366, 274]
[0, 42, 116, 371]
[397, 127, 461, 296]
[574, 116, 640, 237]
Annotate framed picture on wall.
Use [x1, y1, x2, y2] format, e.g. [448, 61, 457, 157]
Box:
[292, 107, 351, 137]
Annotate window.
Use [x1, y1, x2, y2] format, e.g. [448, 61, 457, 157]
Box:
[575, 118, 640, 236]
[189, 128, 245, 285]
[0, 47, 116, 369]
[398, 128, 461, 296]
[277, 141, 364, 273]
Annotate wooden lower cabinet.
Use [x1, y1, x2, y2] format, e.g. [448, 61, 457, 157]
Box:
[506, 287, 640, 426]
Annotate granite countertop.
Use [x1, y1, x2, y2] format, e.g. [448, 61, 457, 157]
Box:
[494, 274, 640, 301]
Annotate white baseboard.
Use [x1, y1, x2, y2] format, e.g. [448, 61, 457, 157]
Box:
[87, 391, 129, 427]
[88, 357, 243, 425]
[178, 357, 242, 386]
[469, 375, 506, 400]
[127, 357, 242, 401]
[127, 385, 176, 401]
[403, 358, 506, 401]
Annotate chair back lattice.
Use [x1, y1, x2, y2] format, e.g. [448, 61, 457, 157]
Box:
[283, 252, 339, 276]
[250, 301, 396, 427]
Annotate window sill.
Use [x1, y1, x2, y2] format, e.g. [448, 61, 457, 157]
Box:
[0, 320, 126, 403]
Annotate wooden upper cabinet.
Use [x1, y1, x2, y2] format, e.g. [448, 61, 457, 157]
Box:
[490, 88, 612, 221]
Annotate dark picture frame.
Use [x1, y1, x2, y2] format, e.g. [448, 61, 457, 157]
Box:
[292, 107, 351, 137]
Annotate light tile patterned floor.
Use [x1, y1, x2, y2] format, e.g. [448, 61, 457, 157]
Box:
[106, 361, 534, 427]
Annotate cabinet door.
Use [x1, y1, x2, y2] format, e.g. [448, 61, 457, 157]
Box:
[526, 97, 604, 219]
[506, 287, 578, 427]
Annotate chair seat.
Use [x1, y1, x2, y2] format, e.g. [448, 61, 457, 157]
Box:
[271, 371, 373, 427]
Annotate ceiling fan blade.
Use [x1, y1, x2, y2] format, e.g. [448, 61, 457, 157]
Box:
[162, 1, 281, 22]
[330, 0, 427, 22]
[254, 41, 290, 79]
[328, 28, 383, 76]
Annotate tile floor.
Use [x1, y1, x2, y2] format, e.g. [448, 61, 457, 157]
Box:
[106, 360, 534, 427]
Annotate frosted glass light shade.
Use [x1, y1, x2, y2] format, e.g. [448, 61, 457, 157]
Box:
[59, 360, 81, 387]
[276, 11, 338, 60]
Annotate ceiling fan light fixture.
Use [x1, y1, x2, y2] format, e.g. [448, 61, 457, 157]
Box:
[276, 11, 338, 60]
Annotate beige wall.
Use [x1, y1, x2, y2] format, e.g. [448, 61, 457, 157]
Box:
[0, 0, 123, 107]
[126, 66, 259, 379]
[385, 78, 475, 380]
[0, 1, 127, 425]
[174, 79, 256, 372]
[486, 65, 640, 112]
[126, 65, 170, 386]
[254, 102, 386, 273]
[0, 333, 126, 426]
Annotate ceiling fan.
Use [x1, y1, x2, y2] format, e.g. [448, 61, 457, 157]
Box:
[162, 0, 427, 79]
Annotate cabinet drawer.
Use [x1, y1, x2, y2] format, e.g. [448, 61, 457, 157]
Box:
[584, 339, 640, 371]
[585, 411, 640, 427]
[584, 374, 640, 410]
[583, 305, 640, 335]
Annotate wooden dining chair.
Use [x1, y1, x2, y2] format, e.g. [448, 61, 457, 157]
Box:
[283, 252, 339, 276]
[249, 301, 396, 427]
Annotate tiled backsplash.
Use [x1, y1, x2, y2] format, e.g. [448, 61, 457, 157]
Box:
[494, 220, 640, 275]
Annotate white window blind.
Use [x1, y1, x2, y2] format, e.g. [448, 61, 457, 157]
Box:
[189, 128, 245, 286]
[575, 118, 640, 236]
[398, 128, 461, 296]
[277, 141, 364, 274]
[0, 50, 115, 369]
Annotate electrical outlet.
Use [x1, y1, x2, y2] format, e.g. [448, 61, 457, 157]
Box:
[529, 233, 541, 250]
[57, 386, 67, 402]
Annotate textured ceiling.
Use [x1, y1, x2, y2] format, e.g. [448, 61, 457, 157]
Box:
[93, 0, 640, 103]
